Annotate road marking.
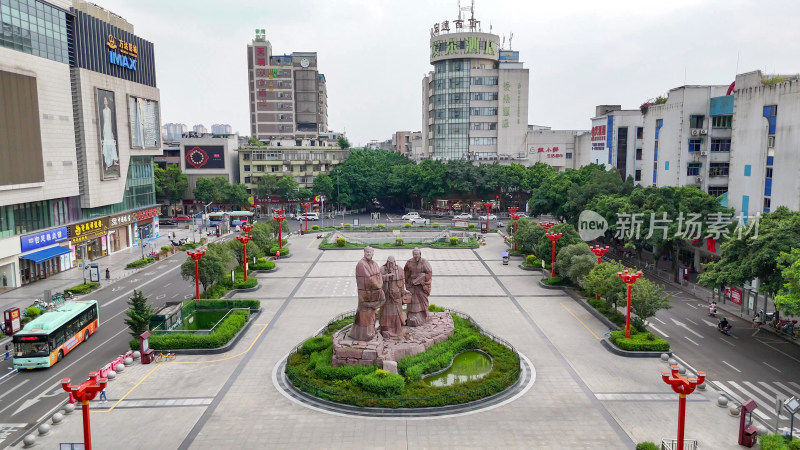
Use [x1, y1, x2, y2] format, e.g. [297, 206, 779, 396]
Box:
[97, 362, 162, 413]
[0, 369, 17, 383]
[129, 278, 140, 284]
[171, 294, 179, 299]
[164, 283, 172, 287]
[686, 303, 697, 310]
[685, 318, 698, 326]
[683, 337, 699, 346]
[0, 379, 27, 401]
[756, 339, 800, 365]
[176, 322, 270, 364]
[722, 361, 742, 373]
[101, 265, 180, 307]
[719, 337, 735, 347]
[702, 319, 717, 327]
[648, 324, 669, 338]
[560, 302, 601, 340]
[306, 238, 317, 249]
[669, 318, 704, 338]
[111, 286, 124, 292]
[652, 317, 666, 325]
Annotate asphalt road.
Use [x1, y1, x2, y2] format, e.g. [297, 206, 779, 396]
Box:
[0, 238, 233, 447]
[647, 283, 800, 433]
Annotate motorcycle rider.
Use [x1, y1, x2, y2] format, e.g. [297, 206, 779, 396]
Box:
[718, 317, 731, 333]
[708, 301, 718, 316]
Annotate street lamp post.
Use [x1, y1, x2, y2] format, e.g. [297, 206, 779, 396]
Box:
[545, 232, 562, 278]
[662, 364, 705, 450]
[589, 245, 610, 300]
[236, 234, 252, 281]
[241, 224, 253, 236]
[539, 221, 554, 232]
[618, 269, 643, 339]
[274, 208, 286, 250]
[508, 207, 521, 251]
[61, 372, 108, 450]
[187, 249, 205, 300]
[301, 202, 311, 233]
[483, 201, 493, 231]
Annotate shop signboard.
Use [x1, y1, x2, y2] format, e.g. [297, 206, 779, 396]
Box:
[69, 218, 109, 243]
[20, 227, 69, 252]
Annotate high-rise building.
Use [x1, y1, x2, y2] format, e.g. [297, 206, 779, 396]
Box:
[163, 123, 188, 140]
[193, 124, 208, 134]
[0, 0, 161, 288]
[589, 106, 643, 181]
[420, 6, 529, 162]
[211, 124, 233, 135]
[247, 29, 328, 142]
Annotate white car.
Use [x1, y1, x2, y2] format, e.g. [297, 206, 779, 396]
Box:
[401, 212, 421, 220]
[453, 213, 473, 220]
[478, 214, 498, 221]
[408, 217, 428, 224]
[295, 212, 319, 221]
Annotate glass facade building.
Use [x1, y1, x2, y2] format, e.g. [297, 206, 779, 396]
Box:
[0, 0, 68, 63]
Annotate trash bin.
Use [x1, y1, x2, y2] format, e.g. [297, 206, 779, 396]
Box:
[741, 425, 758, 447]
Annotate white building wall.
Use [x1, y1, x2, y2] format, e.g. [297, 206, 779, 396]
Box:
[74, 68, 161, 208]
[497, 68, 529, 160]
[0, 47, 79, 206]
[527, 129, 587, 170]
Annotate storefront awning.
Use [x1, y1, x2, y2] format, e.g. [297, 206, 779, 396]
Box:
[20, 246, 71, 264]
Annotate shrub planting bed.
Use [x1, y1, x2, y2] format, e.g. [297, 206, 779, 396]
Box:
[125, 257, 154, 269]
[64, 282, 100, 295]
[609, 330, 670, 352]
[285, 309, 520, 408]
[131, 309, 252, 350]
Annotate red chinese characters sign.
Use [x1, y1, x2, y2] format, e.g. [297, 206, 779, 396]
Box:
[591, 125, 606, 141]
[724, 287, 743, 305]
[137, 207, 159, 222]
[531, 146, 564, 158]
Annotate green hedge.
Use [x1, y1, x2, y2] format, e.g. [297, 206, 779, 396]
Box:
[542, 276, 565, 286]
[269, 246, 290, 256]
[179, 242, 201, 250]
[587, 298, 627, 327]
[251, 260, 276, 270]
[200, 283, 228, 299]
[125, 257, 155, 269]
[25, 307, 42, 319]
[353, 370, 406, 396]
[233, 277, 258, 289]
[758, 433, 800, 450]
[161, 246, 171, 252]
[636, 443, 658, 450]
[301, 336, 332, 355]
[524, 255, 540, 267]
[609, 330, 670, 352]
[131, 310, 250, 350]
[64, 282, 100, 295]
[190, 299, 260, 311]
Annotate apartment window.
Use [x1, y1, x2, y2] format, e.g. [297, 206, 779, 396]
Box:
[271, 166, 279, 172]
[470, 76, 498, 86]
[244, 176, 251, 184]
[655, 119, 663, 140]
[636, 127, 643, 139]
[299, 165, 306, 172]
[712, 115, 732, 128]
[636, 148, 643, 160]
[709, 162, 729, 177]
[296, 140, 302, 146]
[243, 165, 251, 172]
[687, 163, 702, 176]
[688, 139, 702, 152]
[470, 107, 498, 116]
[470, 92, 498, 101]
[710, 139, 731, 152]
[689, 115, 705, 129]
[764, 197, 771, 212]
[243, 153, 250, 161]
[469, 137, 497, 146]
[707, 186, 728, 197]
[768, 135, 775, 148]
[565, 153, 573, 159]
[766, 167, 773, 178]
[635, 170, 642, 181]
[256, 165, 265, 172]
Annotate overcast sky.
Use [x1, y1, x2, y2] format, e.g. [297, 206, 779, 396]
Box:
[100, 0, 800, 147]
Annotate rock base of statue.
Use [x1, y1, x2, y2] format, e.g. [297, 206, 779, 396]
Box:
[331, 312, 454, 370]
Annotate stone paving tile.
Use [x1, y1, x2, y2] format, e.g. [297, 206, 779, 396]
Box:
[256, 260, 311, 277]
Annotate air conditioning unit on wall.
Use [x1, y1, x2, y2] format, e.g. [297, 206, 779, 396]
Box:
[695, 176, 703, 183]
[700, 151, 709, 156]
[691, 129, 700, 136]
[700, 129, 708, 135]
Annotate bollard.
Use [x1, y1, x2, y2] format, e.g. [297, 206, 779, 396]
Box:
[668, 358, 677, 366]
[729, 403, 740, 416]
[677, 366, 687, 375]
[717, 395, 729, 408]
[124, 357, 133, 365]
[660, 353, 669, 362]
[22, 434, 36, 448]
[38, 423, 50, 436]
[63, 403, 75, 415]
[107, 370, 117, 380]
[51, 412, 64, 425]
[132, 351, 141, 360]
[697, 382, 706, 391]
[115, 363, 125, 372]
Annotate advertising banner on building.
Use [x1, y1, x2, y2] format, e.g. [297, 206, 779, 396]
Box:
[128, 96, 161, 148]
[184, 145, 225, 169]
[20, 227, 69, 252]
[69, 218, 110, 244]
[724, 287, 743, 305]
[97, 88, 120, 180]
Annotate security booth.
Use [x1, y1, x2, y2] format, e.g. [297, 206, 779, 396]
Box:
[480, 222, 488, 234]
[3, 308, 21, 336]
[139, 331, 155, 364]
[738, 399, 758, 447]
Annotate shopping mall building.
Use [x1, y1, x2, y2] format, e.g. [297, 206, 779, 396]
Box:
[0, 0, 162, 289]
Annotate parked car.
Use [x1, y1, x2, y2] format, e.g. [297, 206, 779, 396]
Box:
[517, 213, 530, 219]
[408, 217, 428, 224]
[478, 214, 498, 221]
[174, 215, 191, 221]
[296, 212, 319, 221]
[158, 217, 176, 226]
[401, 212, 421, 220]
[453, 213, 473, 220]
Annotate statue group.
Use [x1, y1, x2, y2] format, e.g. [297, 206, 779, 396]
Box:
[350, 247, 433, 341]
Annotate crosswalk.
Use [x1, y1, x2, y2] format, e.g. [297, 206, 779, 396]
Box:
[712, 379, 800, 434]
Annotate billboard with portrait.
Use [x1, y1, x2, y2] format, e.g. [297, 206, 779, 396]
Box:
[128, 96, 161, 148]
[97, 89, 120, 180]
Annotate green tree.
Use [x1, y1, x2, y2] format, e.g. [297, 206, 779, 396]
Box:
[194, 176, 231, 204]
[337, 136, 351, 149]
[226, 183, 250, 208]
[225, 239, 264, 267]
[277, 176, 299, 201]
[630, 278, 672, 324]
[568, 254, 597, 288]
[248, 221, 277, 253]
[773, 249, 800, 316]
[534, 223, 583, 263]
[181, 250, 225, 291]
[154, 164, 189, 209]
[312, 173, 334, 199]
[124, 289, 153, 339]
[555, 242, 595, 284]
[583, 261, 627, 308]
[510, 218, 544, 255]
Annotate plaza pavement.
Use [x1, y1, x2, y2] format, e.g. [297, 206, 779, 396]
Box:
[16, 233, 745, 449]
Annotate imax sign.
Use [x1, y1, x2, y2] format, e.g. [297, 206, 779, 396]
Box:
[109, 51, 137, 70]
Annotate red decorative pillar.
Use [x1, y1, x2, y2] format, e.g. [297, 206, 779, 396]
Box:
[61, 372, 108, 450]
[241, 224, 253, 236]
[539, 221, 554, 232]
[589, 245, 610, 300]
[483, 201, 493, 231]
[301, 202, 311, 232]
[274, 209, 286, 249]
[508, 207, 521, 251]
[545, 232, 562, 278]
[236, 235, 252, 281]
[187, 250, 205, 300]
[662, 364, 705, 450]
[618, 269, 643, 339]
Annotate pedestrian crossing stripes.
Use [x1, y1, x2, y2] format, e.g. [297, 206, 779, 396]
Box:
[94, 397, 214, 409]
[712, 380, 800, 434]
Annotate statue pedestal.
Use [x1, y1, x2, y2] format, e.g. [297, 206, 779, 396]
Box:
[331, 312, 454, 367]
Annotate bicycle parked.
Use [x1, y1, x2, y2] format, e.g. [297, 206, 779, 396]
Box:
[153, 352, 177, 362]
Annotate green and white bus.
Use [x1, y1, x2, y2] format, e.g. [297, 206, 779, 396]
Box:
[12, 300, 99, 370]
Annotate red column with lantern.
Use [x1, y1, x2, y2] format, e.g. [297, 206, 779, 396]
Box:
[483, 201, 493, 232]
[662, 365, 705, 450]
[187, 249, 205, 300]
[61, 372, 108, 450]
[545, 232, 562, 277]
[508, 207, 520, 251]
[589, 245, 610, 300]
[539, 221, 554, 232]
[274, 209, 286, 250]
[618, 269, 643, 338]
[236, 234, 252, 281]
[301, 202, 311, 233]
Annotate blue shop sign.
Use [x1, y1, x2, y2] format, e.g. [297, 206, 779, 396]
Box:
[20, 227, 69, 252]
